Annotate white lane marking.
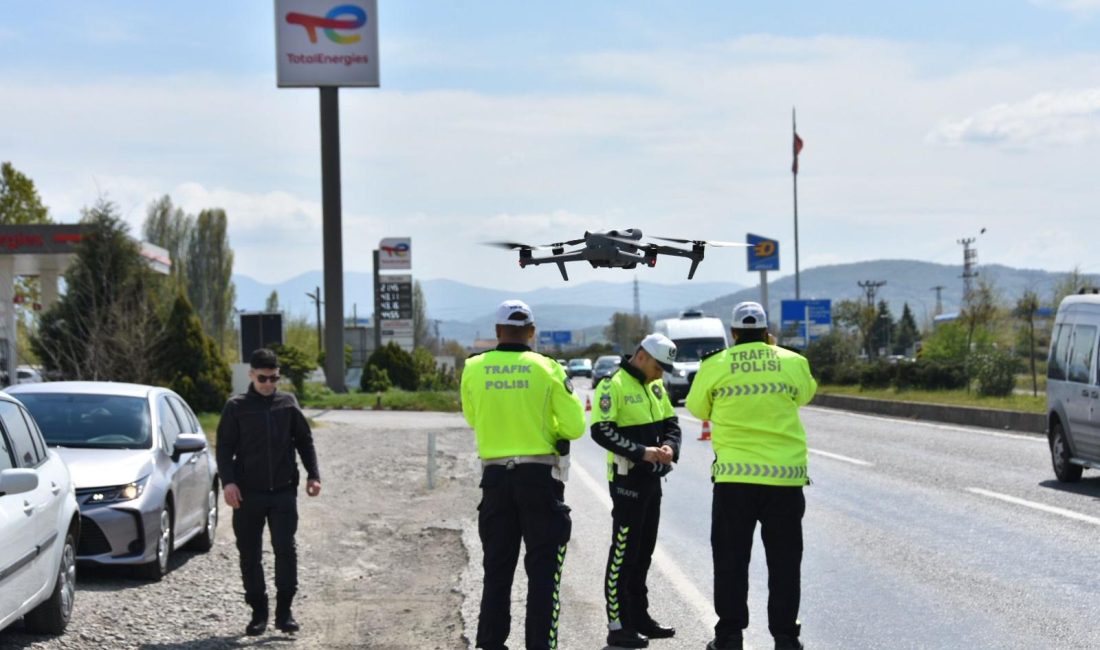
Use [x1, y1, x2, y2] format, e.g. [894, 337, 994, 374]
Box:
[966, 487, 1100, 526]
[572, 461, 721, 632]
[803, 406, 1044, 442]
[808, 448, 873, 466]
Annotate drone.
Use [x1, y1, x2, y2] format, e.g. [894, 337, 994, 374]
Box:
[487, 228, 749, 281]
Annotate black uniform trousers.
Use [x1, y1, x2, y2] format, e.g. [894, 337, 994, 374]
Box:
[477, 463, 572, 650]
[232, 486, 299, 606]
[711, 482, 804, 642]
[604, 470, 662, 631]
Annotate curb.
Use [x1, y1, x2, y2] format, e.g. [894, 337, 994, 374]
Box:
[811, 393, 1048, 436]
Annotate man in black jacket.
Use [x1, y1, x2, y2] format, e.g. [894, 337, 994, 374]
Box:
[217, 348, 321, 637]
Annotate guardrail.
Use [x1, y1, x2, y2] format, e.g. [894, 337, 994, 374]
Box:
[811, 393, 1048, 436]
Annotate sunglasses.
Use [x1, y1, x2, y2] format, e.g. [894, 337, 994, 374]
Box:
[255, 373, 280, 384]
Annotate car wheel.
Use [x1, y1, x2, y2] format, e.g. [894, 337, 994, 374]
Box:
[1051, 420, 1083, 483]
[24, 531, 77, 635]
[189, 481, 218, 552]
[138, 503, 174, 581]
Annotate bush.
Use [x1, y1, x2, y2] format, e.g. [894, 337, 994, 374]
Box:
[158, 292, 232, 412]
[269, 343, 316, 395]
[859, 361, 896, 389]
[911, 359, 968, 391]
[972, 349, 1021, 397]
[366, 342, 417, 390]
[360, 364, 393, 392]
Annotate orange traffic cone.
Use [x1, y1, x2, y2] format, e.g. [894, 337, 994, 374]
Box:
[698, 419, 711, 441]
[585, 396, 592, 413]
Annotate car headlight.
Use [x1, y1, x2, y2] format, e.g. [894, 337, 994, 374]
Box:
[88, 476, 150, 504]
[673, 369, 687, 378]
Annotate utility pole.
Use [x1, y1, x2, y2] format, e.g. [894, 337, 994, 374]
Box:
[958, 237, 978, 303]
[931, 285, 945, 316]
[857, 280, 886, 307]
[305, 286, 323, 355]
[633, 276, 641, 318]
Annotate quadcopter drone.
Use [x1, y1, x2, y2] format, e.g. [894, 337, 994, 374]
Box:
[488, 229, 749, 281]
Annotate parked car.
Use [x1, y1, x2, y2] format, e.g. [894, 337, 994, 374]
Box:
[0, 391, 79, 635]
[592, 355, 622, 384]
[1046, 290, 1100, 482]
[566, 358, 593, 378]
[6, 382, 218, 581]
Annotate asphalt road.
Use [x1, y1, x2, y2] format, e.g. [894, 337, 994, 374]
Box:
[488, 386, 1100, 650]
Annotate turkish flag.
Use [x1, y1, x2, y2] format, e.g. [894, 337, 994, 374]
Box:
[792, 132, 804, 174]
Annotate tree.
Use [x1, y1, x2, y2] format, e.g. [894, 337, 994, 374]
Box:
[265, 290, 280, 312]
[185, 208, 236, 353]
[142, 195, 193, 286]
[157, 292, 232, 412]
[1052, 266, 1099, 306]
[894, 303, 920, 356]
[870, 300, 895, 357]
[603, 312, 652, 353]
[960, 280, 1000, 381]
[269, 342, 315, 396]
[0, 162, 51, 224]
[32, 200, 166, 382]
[412, 280, 433, 350]
[1014, 290, 1040, 397]
[833, 299, 877, 359]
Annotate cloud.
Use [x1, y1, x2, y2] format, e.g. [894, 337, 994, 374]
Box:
[927, 88, 1100, 148]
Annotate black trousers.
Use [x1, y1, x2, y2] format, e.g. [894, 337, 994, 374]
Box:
[232, 487, 299, 606]
[604, 471, 662, 631]
[711, 482, 804, 641]
[476, 463, 572, 650]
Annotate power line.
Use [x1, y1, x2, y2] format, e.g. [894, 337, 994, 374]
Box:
[857, 280, 886, 307]
[930, 285, 945, 316]
[958, 237, 978, 301]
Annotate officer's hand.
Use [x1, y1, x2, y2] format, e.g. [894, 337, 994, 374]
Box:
[306, 479, 322, 497]
[657, 445, 674, 464]
[224, 483, 242, 509]
[642, 447, 662, 464]
[767, 332, 778, 345]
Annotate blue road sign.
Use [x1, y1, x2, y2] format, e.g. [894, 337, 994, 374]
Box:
[538, 330, 573, 346]
[780, 299, 831, 349]
[747, 233, 780, 271]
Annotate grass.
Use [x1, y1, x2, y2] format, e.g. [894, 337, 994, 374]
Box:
[817, 384, 1046, 414]
[301, 388, 462, 412]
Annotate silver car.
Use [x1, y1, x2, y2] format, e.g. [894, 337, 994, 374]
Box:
[1047, 292, 1100, 482]
[6, 382, 218, 581]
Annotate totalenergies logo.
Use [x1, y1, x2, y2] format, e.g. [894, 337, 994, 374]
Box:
[286, 4, 367, 44]
[380, 242, 409, 257]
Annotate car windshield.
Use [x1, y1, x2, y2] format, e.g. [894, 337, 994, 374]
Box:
[568, 360, 590, 368]
[673, 337, 727, 361]
[595, 358, 620, 370]
[16, 393, 152, 449]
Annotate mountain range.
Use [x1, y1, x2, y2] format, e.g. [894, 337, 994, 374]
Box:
[234, 261, 1095, 345]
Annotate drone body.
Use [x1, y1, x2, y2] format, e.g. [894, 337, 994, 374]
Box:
[488, 229, 748, 281]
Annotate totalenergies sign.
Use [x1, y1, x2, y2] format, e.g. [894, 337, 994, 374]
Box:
[378, 237, 411, 270]
[276, 0, 379, 88]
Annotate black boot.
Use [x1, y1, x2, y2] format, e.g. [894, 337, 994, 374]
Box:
[607, 627, 649, 648]
[275, 593, 300, 633]
[245, 595, 268, 636]
[774, 635, 804, 650]
[636, 616, 676, 639]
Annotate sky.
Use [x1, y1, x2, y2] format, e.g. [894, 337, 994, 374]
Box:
[2, 1, 1100, 293]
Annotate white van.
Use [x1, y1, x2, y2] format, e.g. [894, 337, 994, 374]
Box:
[1046, 290, 1100, 482]
[653, 310, 729, 404]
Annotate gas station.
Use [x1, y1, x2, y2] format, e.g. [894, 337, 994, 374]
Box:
[0, 224, 170, 386]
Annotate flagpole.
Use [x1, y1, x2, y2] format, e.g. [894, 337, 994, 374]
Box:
[792, 107, 801, 300]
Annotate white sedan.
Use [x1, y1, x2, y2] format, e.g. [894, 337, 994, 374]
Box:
[0, 391, 79, 635]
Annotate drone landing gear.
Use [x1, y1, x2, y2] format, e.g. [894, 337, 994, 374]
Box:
[556, 261, 569, 281]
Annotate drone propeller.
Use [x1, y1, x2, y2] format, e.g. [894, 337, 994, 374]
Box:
[484, 241, 554, 251]
[651, 236, 751, 248]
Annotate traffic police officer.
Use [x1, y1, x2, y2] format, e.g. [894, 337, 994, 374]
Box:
[686, 302, 816, 650]
[461, 299, 585, 650]
[591, 333, 682, 648]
